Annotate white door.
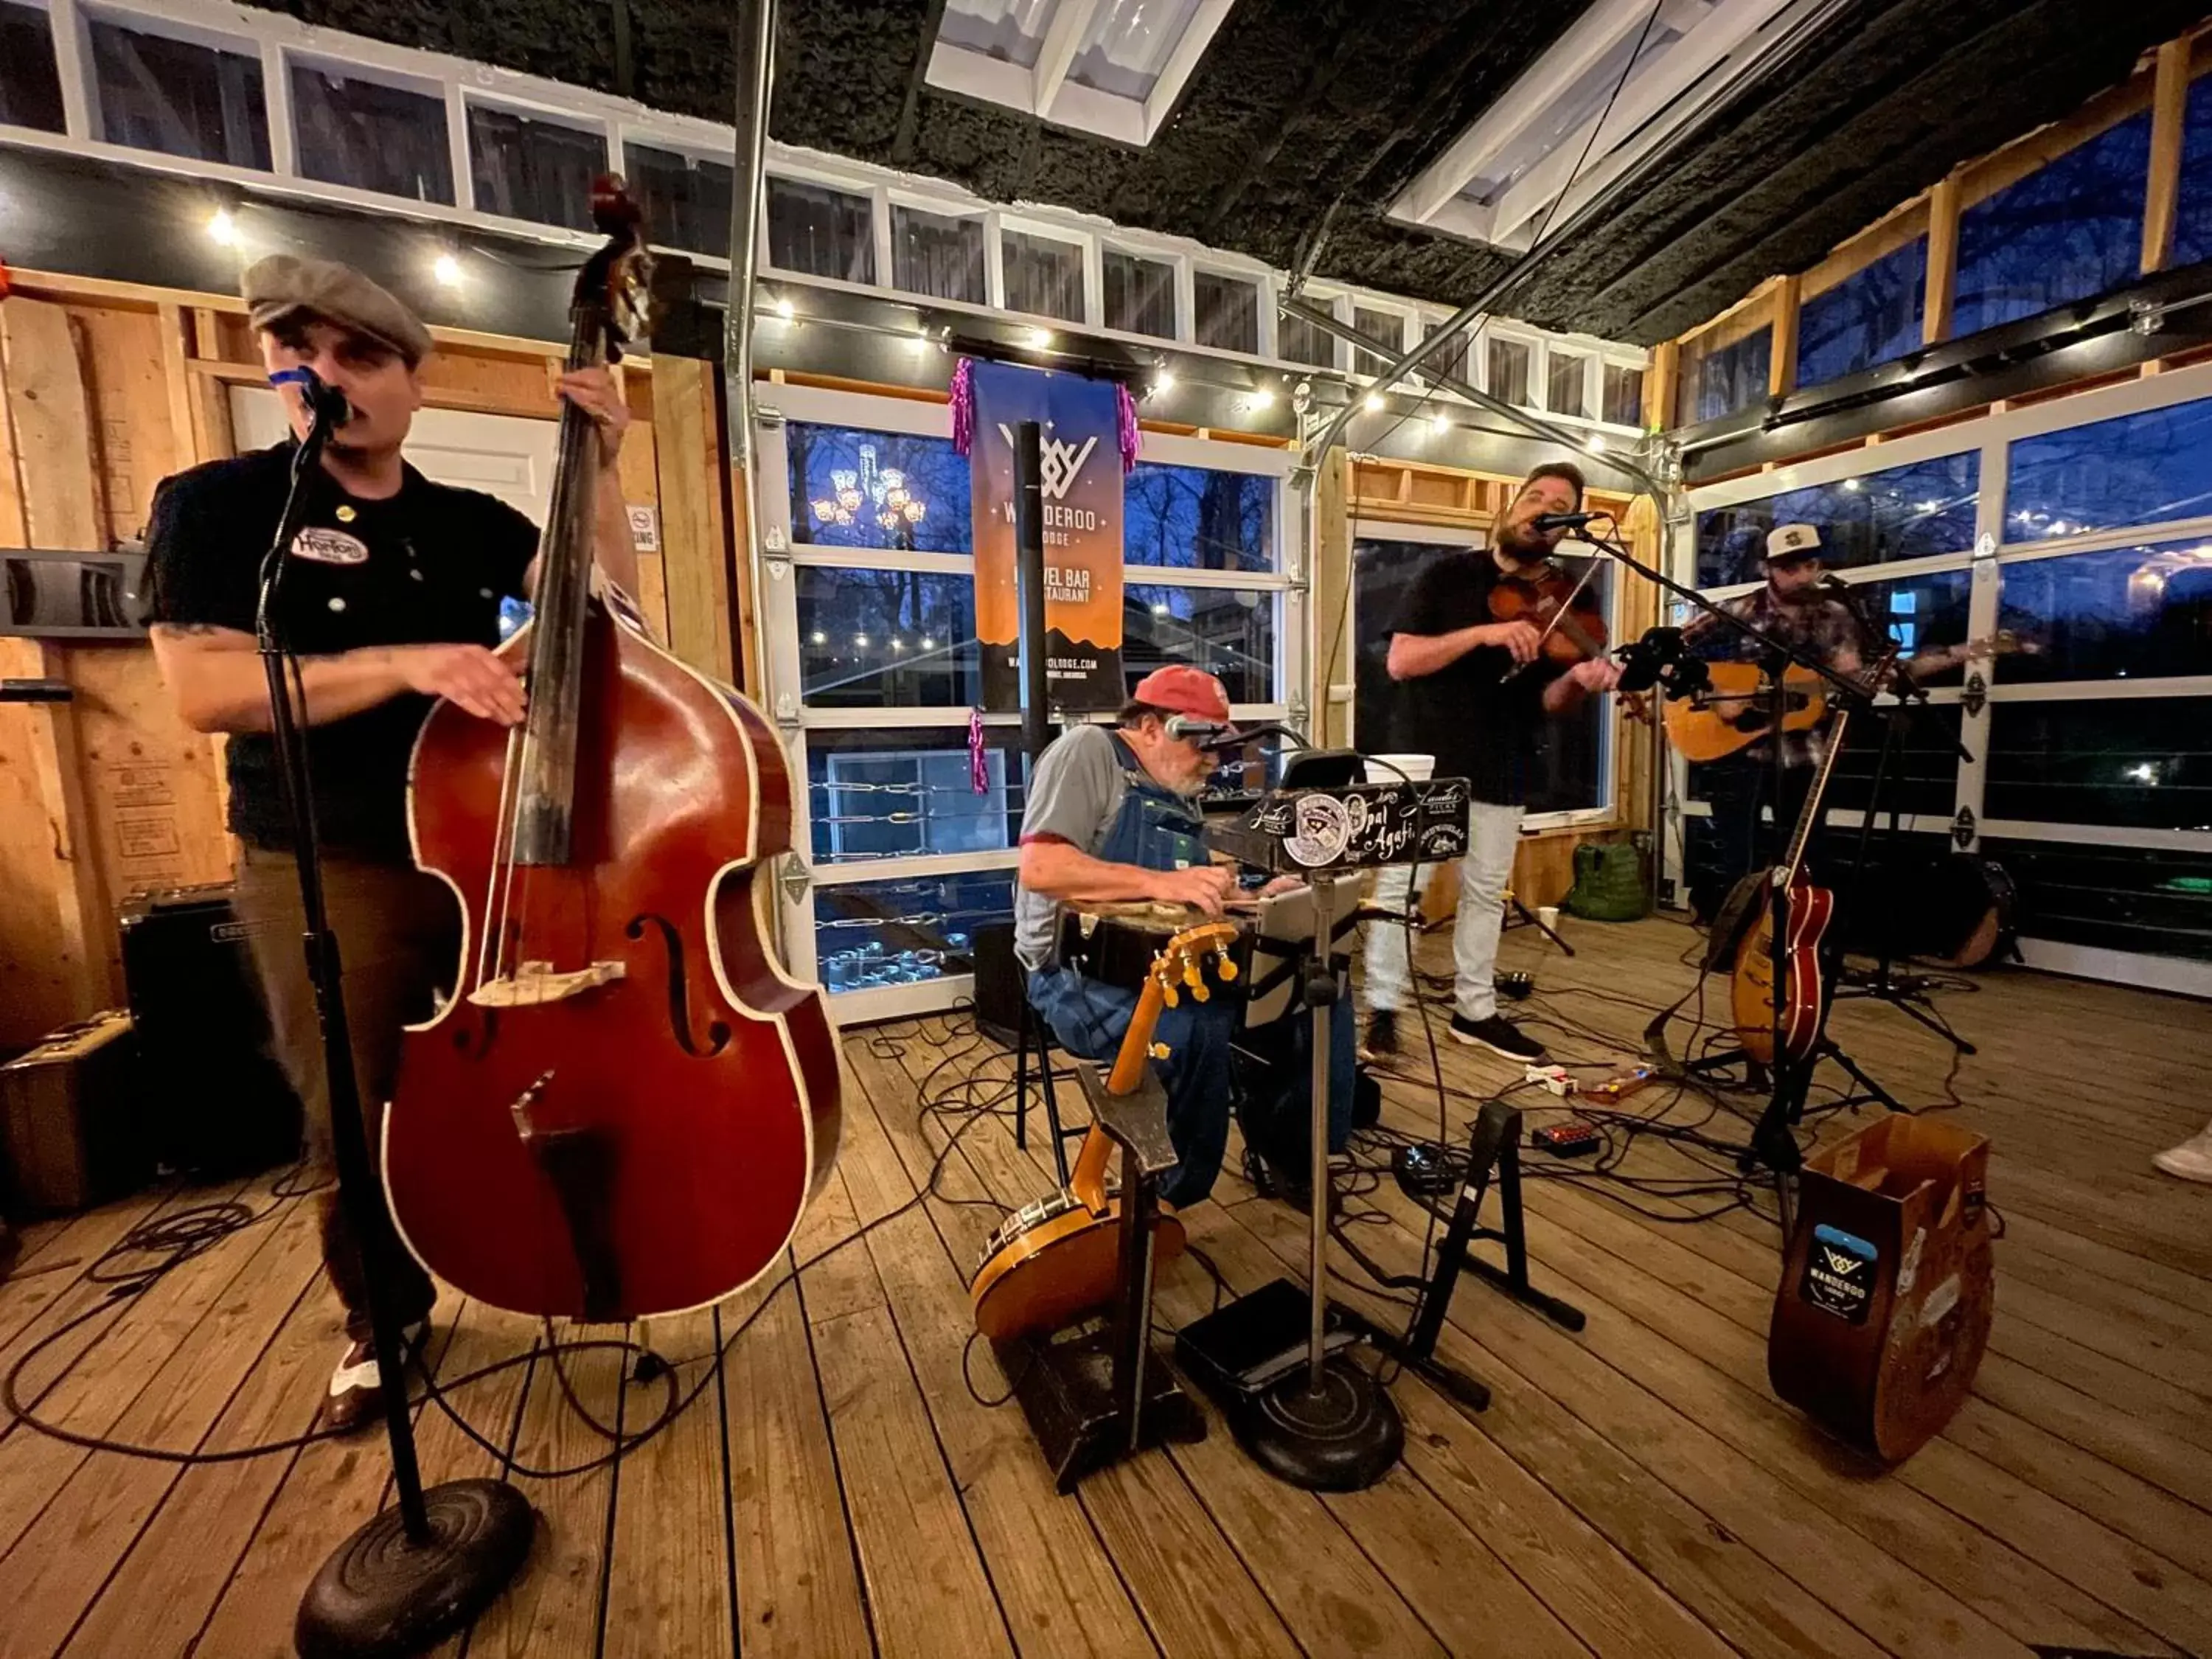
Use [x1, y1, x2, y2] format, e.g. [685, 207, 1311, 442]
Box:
[228, 389, 560, 526]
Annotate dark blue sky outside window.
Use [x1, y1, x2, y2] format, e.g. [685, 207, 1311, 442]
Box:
[787, 422, 973, 554]
[1953, 111, 2152, 338]
[2172, 72, 2212, 266]
[1124, 464, 1274, 573]
[2005, 396, 2212, 538]
[1123, 585, 1274, 704]
[1795, 237, 1927, 388]
[1694, 453, 1980, 588]
[1689, 325, 1771, 423]
[796, 568, 981, 708]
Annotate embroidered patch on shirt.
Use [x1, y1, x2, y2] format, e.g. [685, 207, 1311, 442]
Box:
[291, 526, 371, 565]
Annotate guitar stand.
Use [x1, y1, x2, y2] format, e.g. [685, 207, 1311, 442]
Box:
[1340, 1099, 1585, 1414]
[991, 1062, 1204, 1493]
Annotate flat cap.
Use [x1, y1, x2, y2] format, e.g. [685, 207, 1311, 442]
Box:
[241, 254, 432, 366]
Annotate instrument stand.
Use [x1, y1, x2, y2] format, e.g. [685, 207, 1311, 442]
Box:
[258, 416, 533, 1658]
[1341, 1099, 1584, 1413]
[993, 1062, 1204, 1493]
[1176, 872, 1403, 1492]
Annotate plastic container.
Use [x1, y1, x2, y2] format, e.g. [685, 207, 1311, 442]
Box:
[1362, 753, 1434, 785]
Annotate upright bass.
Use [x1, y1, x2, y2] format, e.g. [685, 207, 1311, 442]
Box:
[385, 178, 840, 1321]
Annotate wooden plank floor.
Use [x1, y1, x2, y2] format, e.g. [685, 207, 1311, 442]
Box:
[3, 914, 2208, 1658]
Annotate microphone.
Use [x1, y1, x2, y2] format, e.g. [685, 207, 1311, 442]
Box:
[1164, 714, 1234, 744]
[1531, 510, 1603, 532]
[268, 366, 351, 432]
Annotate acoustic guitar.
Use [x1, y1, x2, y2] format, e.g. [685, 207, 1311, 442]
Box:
[1669, 631, 2030, 764]
[971, 921, 1239, 1343]
[1728, 647, 1898, 1066]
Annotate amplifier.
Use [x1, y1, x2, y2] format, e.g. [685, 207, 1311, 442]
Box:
[0, 1011, 150, 1214]
[970, 922, 1026, 1048]
[117, 885, 303, 1178]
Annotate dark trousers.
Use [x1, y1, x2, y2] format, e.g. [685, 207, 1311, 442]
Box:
[234, 845, 451, 1340]
[1690, 754, 1818, 924]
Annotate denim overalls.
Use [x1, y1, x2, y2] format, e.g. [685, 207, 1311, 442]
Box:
[1026, 734, 1354, 1206]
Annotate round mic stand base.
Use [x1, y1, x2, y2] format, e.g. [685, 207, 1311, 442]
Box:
[295, 1477, 535, 1659]
[1231, 1353, 1405, 1493]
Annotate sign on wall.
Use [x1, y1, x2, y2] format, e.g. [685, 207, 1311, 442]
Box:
[959, 359, 1130, 712]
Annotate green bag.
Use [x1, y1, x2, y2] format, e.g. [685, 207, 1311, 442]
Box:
[1564, 841, 1650, 922]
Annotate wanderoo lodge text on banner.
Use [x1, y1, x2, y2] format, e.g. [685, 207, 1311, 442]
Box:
[967, 361, 1125, 712]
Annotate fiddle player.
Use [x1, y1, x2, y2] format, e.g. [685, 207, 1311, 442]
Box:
[1680, 523, 1862, 924]
[1015, 667, 1357, 1206]
[144, 256, 639, 1431]
[1362, 462, 1621, 1064]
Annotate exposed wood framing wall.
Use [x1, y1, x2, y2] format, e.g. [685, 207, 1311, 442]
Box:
[1666, 22, 2212, 432]
[0, 271, 739, 1048]
[1337, 453, 1658, 910]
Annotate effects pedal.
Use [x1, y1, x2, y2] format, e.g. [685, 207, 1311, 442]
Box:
[1493, 970, 1535, 1001]
[1531, 1121, 1603, 1158]
[1392, 1141, 1462, 1200]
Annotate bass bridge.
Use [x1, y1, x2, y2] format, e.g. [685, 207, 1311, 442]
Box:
[467, 959, 627, 1008]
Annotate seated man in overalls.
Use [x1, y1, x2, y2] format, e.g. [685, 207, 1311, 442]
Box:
[1015, 666, 1355, 1207]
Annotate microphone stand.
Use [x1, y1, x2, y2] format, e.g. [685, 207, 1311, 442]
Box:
[1565, 522, 1895, 1238]
[257, 407, 532, 1658]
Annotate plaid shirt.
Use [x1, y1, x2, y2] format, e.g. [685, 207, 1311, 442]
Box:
[1686, 588, 1865, 768]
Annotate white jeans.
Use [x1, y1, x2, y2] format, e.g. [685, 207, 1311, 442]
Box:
[1364, 801, 1523, 1023]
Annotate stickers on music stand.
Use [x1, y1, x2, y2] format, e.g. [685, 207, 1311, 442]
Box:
[1802, 1222, 1877, 1324]
[1284, 793, 1352, 867]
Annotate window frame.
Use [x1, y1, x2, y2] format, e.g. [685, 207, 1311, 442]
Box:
[757, 380, 1304, 1023]
[1672, 355, 2212, 995]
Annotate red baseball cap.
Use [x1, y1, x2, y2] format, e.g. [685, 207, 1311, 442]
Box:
[1130, 664, 1234, 729]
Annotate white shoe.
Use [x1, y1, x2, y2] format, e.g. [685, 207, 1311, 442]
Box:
[2152, 1126, 2212, 1184]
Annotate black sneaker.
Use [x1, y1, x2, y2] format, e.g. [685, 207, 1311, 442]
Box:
[1361, 1010, 1399, 1061]
[1449, 1014, 1547, 1062]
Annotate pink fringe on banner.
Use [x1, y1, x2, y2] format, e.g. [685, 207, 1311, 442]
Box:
[967, 708, 988, 795]
[1116, 383, 1140, 474]
[949, 356, 976, 456]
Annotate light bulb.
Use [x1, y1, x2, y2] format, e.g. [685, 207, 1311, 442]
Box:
[1023, 327, 1054, 349]
[206, 209, 238, 246]
[1152, 371, 1175, 396]
[432, 252, 462, 288]
[775, 296, 795, 321]
[1430, 411, 1450, 434]
[1247, 386, 1276, 411]
[1364, 392, 1384, 412]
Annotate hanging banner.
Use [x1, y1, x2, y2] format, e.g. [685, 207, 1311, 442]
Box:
[960, 359, 1130, 713]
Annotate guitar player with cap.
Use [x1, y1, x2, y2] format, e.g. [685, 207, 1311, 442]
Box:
[1014, 666, 1357, 1208]
[1681, 522, 1864, 925]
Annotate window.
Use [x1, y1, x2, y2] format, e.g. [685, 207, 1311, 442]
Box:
[467, 105, 605, 231]
[1601, 362, 1644, 427]
[625, 143, 732, 257]
[2005, 395, 2212, 539]
[1985, 698, 2211, 830]
[89, 21, 268, 169]
[767, 178, 875, 285]
[1277, 305, 1335, 369]
[1545, 349, 1590, 419]
[1193, 271, 1259, 355]
[807, 728, 1027, 863]
[1997, 538, 2212, 683]
[891, 204, 985, 304]
[1694, 453, 1979, 588]
[1683, 324, 1770, 424]
[1352, 307, 1402, 375]
[2173, 72, 2212, 267]
[291, 63, 454, 205]
[796, 568, 981, 709]
[1796, 236, 1926, 387]
[1102, 249, 1175, 338]
[1001, 229, 1083, 322]
[786, 422, 972, 555]
[1823, 703, 1964, 818]
[1124, 584, 1276, 703]
[1422, 322, 1471, 391]
[1977, 838, 2212, 963]
[0, 2, 63, 133]
[813, 870, 1012, 992]
[1953, 111, 2152, 337]
[1857, 566, 1976, 685]
[1124, 464, 1275, 573]
[1486, 336, 1532, 407]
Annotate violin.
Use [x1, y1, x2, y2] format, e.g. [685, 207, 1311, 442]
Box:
[384, 177, 841, 1321]
[1489, 560, 1610, 667]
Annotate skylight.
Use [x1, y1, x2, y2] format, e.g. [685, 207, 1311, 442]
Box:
[927, 0, 1233, 147]
[1391, 0, 1851, 253]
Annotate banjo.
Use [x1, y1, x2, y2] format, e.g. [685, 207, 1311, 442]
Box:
[970, 920, 1239, 1343]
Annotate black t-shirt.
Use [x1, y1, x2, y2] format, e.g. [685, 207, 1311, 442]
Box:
[145, 442, 538, 859]
[1387, 550, 1565, 807]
